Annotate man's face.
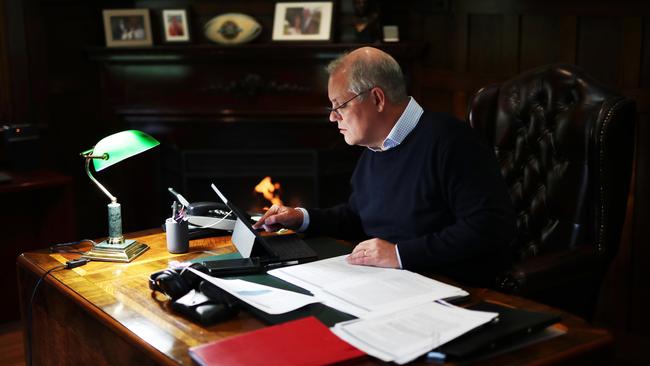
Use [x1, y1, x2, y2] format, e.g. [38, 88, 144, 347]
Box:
[327, 70, 375, 147]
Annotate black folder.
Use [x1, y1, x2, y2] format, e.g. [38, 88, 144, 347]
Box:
[192, 237, 357, 327]
[433, 301, 561, 359]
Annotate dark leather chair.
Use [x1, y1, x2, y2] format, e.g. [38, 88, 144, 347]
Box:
[467, 64, 636, 319]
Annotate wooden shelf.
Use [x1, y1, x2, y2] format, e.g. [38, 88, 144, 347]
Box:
[86, 43, 420, 63]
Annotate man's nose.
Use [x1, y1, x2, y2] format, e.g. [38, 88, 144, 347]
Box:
[329, 110, 341, 123]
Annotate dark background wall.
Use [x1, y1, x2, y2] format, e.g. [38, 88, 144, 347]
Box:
[1, 0, 649, 361]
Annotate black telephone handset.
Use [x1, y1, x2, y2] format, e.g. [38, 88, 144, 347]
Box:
[167, 187, 237, 238]
[168, 188, 231, 218]
[187, 201, 232, 218]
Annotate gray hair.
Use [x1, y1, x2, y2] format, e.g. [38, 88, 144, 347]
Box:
[326, 50, 408, 103]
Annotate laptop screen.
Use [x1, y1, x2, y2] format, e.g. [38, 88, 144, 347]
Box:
[211, 183, 274, 258]
[211, 183, 317, 263]
[212, 184, 258, 232]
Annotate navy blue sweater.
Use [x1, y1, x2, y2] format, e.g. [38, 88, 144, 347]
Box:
[307, 111, 516, 285]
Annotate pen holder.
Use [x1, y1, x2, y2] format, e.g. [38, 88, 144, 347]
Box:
[165, 218, 189, 254]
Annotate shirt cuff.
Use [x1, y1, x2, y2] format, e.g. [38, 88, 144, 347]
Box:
[395, 244, 403, 269]
[295, 207, 310, 232]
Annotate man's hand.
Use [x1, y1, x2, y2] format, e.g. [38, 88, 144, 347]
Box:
[252, 204, 303, 232]
[347, 238, 399, 268]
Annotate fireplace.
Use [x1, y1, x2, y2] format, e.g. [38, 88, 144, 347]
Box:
[168, 148, 319, 215]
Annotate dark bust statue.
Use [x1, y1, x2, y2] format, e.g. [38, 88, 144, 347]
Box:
[342, 0, 380, 43]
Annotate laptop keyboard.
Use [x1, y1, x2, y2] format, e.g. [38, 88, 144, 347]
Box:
[263, 234, 317, 259]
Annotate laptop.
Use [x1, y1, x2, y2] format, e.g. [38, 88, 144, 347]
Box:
[210, 183, 317, 264]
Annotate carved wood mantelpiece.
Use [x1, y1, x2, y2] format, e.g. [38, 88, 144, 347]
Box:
[88, 43, 420, 127]
[87, 43, 416, 63]
[200, 72, 312, 98]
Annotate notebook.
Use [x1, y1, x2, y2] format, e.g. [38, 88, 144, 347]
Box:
[211, 183, 317, 264]
[189, 316, 365, 366]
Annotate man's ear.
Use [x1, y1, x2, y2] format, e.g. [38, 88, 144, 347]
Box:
[371, 87, 386, 112]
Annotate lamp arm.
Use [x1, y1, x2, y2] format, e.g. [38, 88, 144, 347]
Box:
[85, 158, 117, 203]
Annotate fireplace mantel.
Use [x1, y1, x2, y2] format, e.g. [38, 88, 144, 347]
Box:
[87, 43, 418, 63]
[89, 42, 423, 130]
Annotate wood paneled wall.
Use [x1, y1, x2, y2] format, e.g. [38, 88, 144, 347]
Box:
[407, 0, 650, 118]
[0, 2, 10, 122]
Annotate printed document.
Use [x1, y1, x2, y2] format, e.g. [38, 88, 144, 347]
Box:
[331, 301, 498, 364]
[268, 255, 468, 317]
[187, 267, 319, 314]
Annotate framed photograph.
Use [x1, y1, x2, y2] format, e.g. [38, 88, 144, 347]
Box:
[103, 9, 153, 47]
[162, 9, 191, 43]
[272, 2, 333, 41]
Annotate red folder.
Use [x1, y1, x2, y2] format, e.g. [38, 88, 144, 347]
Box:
[189, 316, 365, 366]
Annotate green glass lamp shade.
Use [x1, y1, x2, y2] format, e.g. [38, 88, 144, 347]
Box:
[89, 130, 160, 172]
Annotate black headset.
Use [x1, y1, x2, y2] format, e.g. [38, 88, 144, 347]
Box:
[148, 263, 206, 300]
[148, 263, 240, 325]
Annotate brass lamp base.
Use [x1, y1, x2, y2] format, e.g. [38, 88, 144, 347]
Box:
[81, 239, 149, 263]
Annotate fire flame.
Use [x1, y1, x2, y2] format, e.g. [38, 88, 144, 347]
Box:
[254, 176, 283, 209]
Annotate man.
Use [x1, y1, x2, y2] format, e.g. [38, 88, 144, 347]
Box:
[301, 8, 321, 34]
[253, 47, 516, 286]
[168, 16, 184, 36]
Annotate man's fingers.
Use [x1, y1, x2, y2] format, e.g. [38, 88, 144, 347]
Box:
[252, 205, 280, 228]
[252, 213, 269, 228]
[347, 239, 398, 268]
[347, 252, 373, 266]
[348, 245, 372, 264]
[262, 223, 283, 232]
[350, 245, 365, 256]
[264, 210, 291, 226]
[254, 206, 302, 231]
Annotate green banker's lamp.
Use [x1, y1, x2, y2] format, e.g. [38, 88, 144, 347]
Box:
[80, 130, 160, 262]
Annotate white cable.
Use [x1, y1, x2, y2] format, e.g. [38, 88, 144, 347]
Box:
[188, 210, 233, 229]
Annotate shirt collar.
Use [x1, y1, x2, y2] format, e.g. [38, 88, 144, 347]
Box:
[368, 97, 424, 152]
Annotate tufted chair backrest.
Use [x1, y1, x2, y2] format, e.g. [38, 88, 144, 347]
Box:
[467, 64, 635, 269]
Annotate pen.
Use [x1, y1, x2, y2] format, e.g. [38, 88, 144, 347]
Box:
[168, 187, 191, 207]
[265, 260, 299, 269]
[425, 351, 446, 363]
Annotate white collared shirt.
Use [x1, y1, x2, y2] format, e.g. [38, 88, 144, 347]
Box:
[368, 97, 423, 152]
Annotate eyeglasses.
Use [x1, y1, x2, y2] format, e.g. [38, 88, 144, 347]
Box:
[326, 88, 373, 118]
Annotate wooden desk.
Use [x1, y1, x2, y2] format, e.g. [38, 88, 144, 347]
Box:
[17, 230, 612, 365]
[2, 170, 75, 323]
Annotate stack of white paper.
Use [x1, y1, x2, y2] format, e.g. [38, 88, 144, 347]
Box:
[331, 301, 498, 364]
[268, 255, 468, 318]
[187, 267, 320, 314]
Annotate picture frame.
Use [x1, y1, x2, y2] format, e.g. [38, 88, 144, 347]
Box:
[103, 9, 153, 47]
[272, 2, 333, 41]
[162, 9, 191, 43]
